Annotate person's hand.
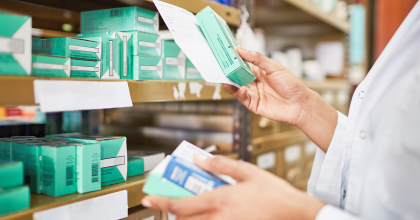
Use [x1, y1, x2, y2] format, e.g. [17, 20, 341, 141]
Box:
[227, 46, 338, 152]
[225, 46, 312, 126]
[141, 155, 325, 220]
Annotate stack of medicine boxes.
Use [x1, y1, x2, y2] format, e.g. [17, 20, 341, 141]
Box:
[78, 7, 164, 80]
[0, 159, 29, 216]
[0, 137, 104, 197]
[31, 36, 104, 78]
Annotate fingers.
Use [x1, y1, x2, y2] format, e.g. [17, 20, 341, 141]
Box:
[236, 45, 281, 75]
[223, 83, 238, 94]
[193, 155, 255, 182]
[142, 193, 219, 216]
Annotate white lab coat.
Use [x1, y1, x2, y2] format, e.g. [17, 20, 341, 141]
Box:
[308, 2, 420, 219]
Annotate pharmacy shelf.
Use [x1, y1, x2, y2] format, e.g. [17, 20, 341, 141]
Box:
[0, 175, 146, 220]
[145, 0, 240, 26]
[284, 0, 350, 33]
[252, 130, 308, 155]
[302, 79, 351, 90]
[0, 76, 234, 106]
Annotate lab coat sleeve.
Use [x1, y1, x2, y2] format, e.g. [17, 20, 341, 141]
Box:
[315, 205, 361, 220]
[307, 111, 348, 206]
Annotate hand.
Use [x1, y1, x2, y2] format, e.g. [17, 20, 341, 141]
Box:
[141, 155, 325, 220]
[226, 46, 338, 152]
[225, 45, 311, 126]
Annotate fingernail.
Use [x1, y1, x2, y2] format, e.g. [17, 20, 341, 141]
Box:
[194, 154, 207, 162]
[236, 45, 247, 51]
[142, 198, 151, 207]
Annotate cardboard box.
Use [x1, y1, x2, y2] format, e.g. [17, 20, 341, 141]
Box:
[47, 134, 127, 187]
[75, 142, 101, 193]
[0, 160, 23, 189]
[40, 143, 77, 197]
[11, 141, 42, 193]
[0, 186, 30, 216]
[185, 59, 203, 81]
[127, 156, 144, 177]
[0, 12, 32, 76]
[122, 31, 161, 57]
[196, 7, 255, 86]
[70, 59, 101, 78]
[81, 7, 159, 34]
[162, 40, 185, 80]
[137, 56, 163, 80]
[127, 150, 164, 177]
[78, 37, 121, 79]
[32, 37, 101, 61]
[31, 55, 71, 77]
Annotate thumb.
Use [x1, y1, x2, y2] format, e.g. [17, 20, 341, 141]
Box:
[236, 45, 284, 75]
[193, 155, 255, 182]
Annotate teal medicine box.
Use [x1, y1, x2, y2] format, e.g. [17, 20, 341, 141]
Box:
[185, 59, 203, 81]
[32, 37, 101, 61]
[0, 186, 30, 216]
[0, 160, 23, 189]
[11, 141, 42, 193]
[77, 37, 121, 79]
[0, 12, 32, 76]
[81, 7, 159, 34]
[31, 55, 71, 78]
[161, 40, 186, 80]
[196, 7, 255, 86]
[47, 134, 127, 187]
[127, 156, 144, 177]
[75, 142, 101, 193]
[121, 31, 161, 57]
[135, 56, 163, 80]
[40, 143, 77, 197]
[0, 138, 12, 161]
[70, 59, 101, 78]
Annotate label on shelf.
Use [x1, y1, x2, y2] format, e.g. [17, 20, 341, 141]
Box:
[33, 80, 132, 112]
[33, 190, 128, 220]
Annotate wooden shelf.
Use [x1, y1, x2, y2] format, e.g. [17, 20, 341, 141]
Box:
[284, 0, 350, 33]
[302, 79, 351, 90]
[0, 175, 146, 220]
[145, 0, 239, 26]
[0, 76, 234, 106]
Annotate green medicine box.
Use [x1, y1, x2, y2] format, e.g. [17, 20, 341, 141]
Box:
[0, 160, 23, 189]
[40, 143, 77, 197]
[77, 37, 121, 79]
[0, 186, 30, 216]
[70, 59, 101, 78]
[134, 56, 163, 80]
[162, 40, 186, 80]
[0, 12, 32, 76]
[121, 31, 161, 57]
[185, 59, 203, 81]
[127, 156, 144, 177]
[11, 141, 42, 193]
[47, 134, 127, 187]
[75, 142, 101, 193]
[31, 55, 71, 77]
[32, 37, 101, 61]
[81, 7, 159, 34]
[196, 7, 255, 86]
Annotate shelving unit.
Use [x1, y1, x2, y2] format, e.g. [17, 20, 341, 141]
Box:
[1, 175, 146, 220]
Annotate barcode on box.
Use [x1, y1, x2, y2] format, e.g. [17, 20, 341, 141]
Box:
[92, 163, 99, 183]
[110, 9, 123, 17]
[66, 165, 74, 186]
[184, 176, 213, 195]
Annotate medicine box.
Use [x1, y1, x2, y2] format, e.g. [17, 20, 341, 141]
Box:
[81, 7, 159, 34]
[47, 134, 127, 187]
[122, 31, 161, 57]
[185, 59, 203, 81]
[0, 138, 12, 161]
[77, 37, 121, 79]
[40, 143, 77, 197]
[196, 7, 255, 86]
[70, 59, 101, 78]
[75, 142, 101, 193]
[0, 186, 30, 216]
[127, 150, 164, 177]
[0, 12, 32, 76]
[135, 56, 163, 80]
[32, 37, 101, 61]
[127, 156, 144, 177]
[0, 160, 23, 189]
[11, 141, 42, 193]
[161, 40, 186, 80]
[31, 55, 71, 77]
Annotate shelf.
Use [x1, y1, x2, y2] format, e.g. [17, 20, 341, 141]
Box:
[0, 76, 234, 106]
[284, 0, 350, 33]
[0, 175, 146, 220]
[302, 79, 351, 90]
[144, 0, 239, 26]
[256, 0, 350, 35]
